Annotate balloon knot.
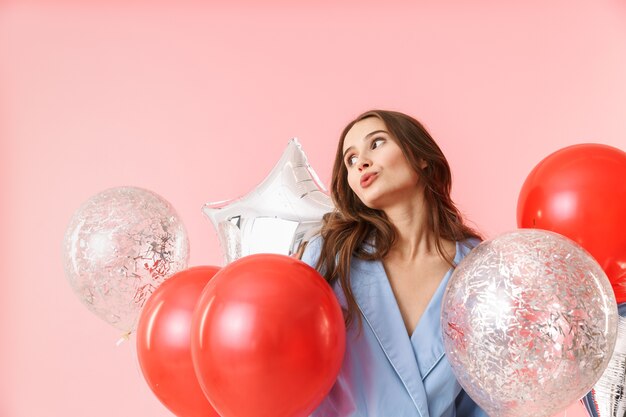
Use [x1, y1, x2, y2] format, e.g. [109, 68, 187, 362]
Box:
[116, 331, 132, 346]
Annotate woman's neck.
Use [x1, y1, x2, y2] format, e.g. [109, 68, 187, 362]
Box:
[383, 196, 438, 262]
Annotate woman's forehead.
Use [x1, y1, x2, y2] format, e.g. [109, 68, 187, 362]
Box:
[343, 117, 387, 150]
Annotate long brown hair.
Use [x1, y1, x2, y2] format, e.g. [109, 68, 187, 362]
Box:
[315, 109, 482, 331]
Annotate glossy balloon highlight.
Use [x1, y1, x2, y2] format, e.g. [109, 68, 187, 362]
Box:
[517, 143, 626, 302]
[136, 266, 221, 417]
[191, 254, 345, 417]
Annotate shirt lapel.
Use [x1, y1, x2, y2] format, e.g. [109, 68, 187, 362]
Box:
[350, 256, 430, 417]
[411, 241, 462, 380]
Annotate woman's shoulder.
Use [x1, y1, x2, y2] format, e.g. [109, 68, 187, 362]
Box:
[454, 236, 481, 261]
[455, 236, 482, 260]
[299, 234, 324, 268]
[462, 236, 482, 250]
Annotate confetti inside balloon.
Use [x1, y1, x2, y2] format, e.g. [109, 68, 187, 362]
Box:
[442, 229, 618, 417]
[62, 186, 189, 333]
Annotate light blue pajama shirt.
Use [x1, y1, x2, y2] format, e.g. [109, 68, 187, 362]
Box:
[301, 236, 488, 417]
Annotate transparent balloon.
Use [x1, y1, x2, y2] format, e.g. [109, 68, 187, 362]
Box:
[442, 229, 618, 417]
[62, 187, 189, 333]
[203, 138, 333, 264]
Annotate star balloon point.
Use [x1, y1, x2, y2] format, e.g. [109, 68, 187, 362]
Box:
[203, 138, 333, 263]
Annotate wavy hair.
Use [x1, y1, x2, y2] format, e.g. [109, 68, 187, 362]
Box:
[314, 110, 482, 331]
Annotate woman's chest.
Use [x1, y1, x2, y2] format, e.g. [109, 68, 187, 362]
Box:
[383, 260, 451, 335]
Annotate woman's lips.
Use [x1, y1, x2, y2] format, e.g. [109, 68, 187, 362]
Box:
[360, 172, 378, 188]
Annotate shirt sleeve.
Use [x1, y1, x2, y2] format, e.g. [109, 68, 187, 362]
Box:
[300, 235, 323, 269]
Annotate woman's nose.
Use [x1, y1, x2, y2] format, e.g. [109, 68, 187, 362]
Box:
[358, 159, 371, 170]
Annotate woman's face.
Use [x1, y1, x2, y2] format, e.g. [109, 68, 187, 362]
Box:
[342, 117, 421, 210]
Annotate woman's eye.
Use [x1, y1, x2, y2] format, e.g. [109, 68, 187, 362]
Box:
[347, 155, 358, 166]
[372, 138, 384, 149]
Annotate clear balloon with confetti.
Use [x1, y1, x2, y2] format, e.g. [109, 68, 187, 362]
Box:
[442, 229, 618, 417]
[63, 186, 189, 333]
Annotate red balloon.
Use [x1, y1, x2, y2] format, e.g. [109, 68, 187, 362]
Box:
[136, 266, 221, 417]
[517, 143, 626, 302]
[190, 254, 345, 417]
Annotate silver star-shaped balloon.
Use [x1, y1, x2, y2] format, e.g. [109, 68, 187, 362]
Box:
[203, 138, 334, 264]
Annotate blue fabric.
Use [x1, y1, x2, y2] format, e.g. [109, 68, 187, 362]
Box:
[301, 236, 488, 417]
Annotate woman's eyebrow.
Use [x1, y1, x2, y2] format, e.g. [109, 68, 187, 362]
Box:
[342, 130, 388, 159]
[365, 130, 387, 139]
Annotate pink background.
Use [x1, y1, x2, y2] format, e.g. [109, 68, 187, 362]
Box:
[2, 1, 625, 416]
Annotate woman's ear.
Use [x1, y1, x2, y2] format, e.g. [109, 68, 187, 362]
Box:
[419, 159, 428, 169]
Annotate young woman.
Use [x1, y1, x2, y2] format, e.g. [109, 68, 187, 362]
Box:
[300, 110, 487, 417]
